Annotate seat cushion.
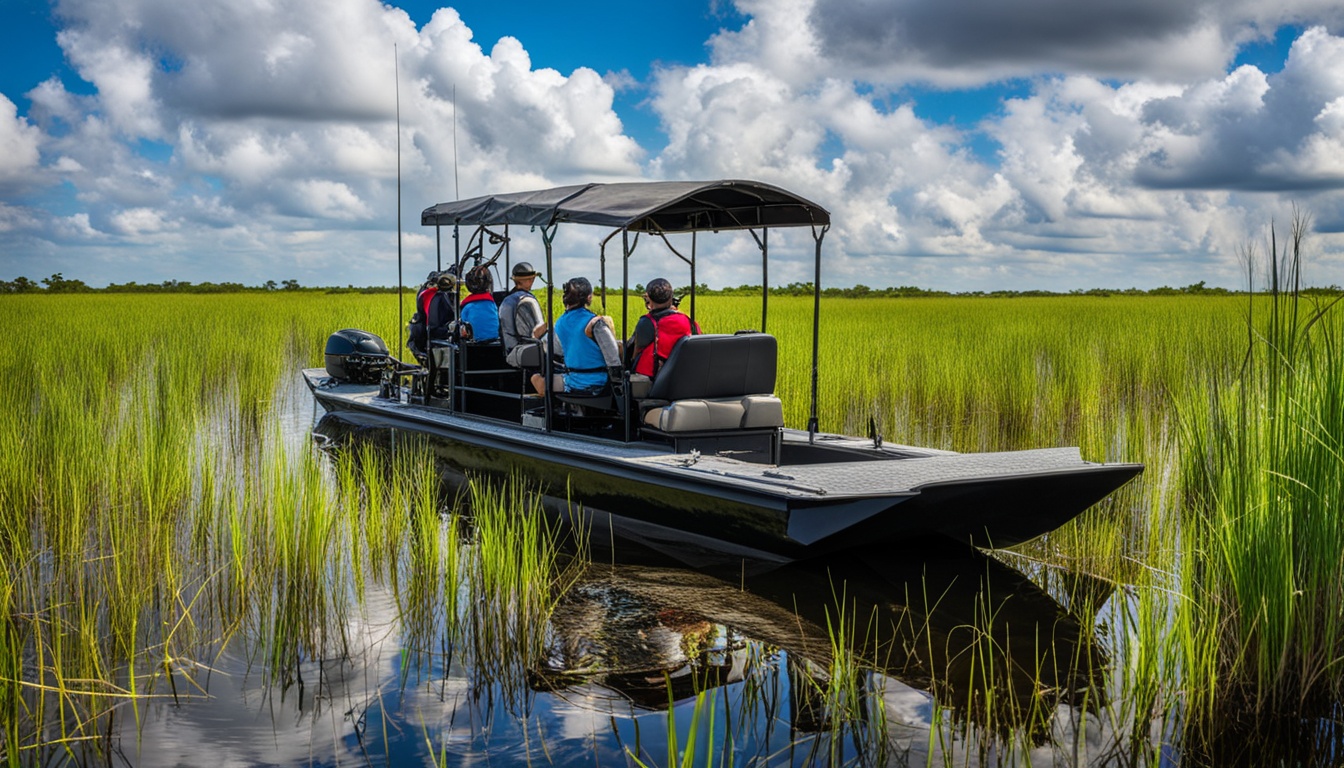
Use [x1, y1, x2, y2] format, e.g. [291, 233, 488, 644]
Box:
[643, 395, 783, 432]
[740, 395, 784, 428]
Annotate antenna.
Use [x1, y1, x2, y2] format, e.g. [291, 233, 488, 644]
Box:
[452, 84, 460, 199]
[395, 45, 404, 354]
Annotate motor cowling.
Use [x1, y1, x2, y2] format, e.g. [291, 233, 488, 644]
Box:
[324, 329, 391, 383]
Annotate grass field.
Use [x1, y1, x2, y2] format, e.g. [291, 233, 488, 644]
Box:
[1, 287, 1341, 764]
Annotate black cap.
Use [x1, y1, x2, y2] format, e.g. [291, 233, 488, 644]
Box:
[645, 278, 674, 304]
[511, 262, 541, 279]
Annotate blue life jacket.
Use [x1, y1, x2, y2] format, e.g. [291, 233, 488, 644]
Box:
[459, 293, 500, 342]
[555, 306, 607, 392]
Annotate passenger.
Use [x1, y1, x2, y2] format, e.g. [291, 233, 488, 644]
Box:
[407, 269, 437, 359]
[408, 268, 458, 359]
[459, 266, 500, 342]
[531, 277, 620, 395]
[499, 262, 547, 368]
[626, 277, 700, 378]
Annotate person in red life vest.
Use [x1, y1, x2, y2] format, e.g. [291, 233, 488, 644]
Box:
[407, 268, 458, 360]
[625, 277, 700, 378]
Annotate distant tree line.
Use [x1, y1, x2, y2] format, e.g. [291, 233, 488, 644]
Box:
[5, 273, 1342, 298]
[699, 279, 1344, 298]
[0, 274, 402, 294]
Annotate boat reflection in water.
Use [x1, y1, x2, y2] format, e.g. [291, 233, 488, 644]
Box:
[530, 538, 1108, 765]
[309, 416, 1111, 766]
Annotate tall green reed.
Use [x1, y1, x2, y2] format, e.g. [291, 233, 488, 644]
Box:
[0, 292, 539, 762]
[1177, 214, 1344, 758]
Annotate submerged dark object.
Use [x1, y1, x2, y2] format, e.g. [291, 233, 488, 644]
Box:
[323, 328, 392, 384]
[306, 180, 1143, 561]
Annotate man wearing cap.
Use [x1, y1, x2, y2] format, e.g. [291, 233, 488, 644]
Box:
[626, 277, 700, 378]
[499, 262, 547, 368]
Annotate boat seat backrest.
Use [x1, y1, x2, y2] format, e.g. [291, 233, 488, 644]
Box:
[644, 333, 777, 402]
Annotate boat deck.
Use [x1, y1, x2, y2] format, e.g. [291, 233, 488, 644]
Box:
[637, 443, 1095, 499]
[306, 369, 1125, 501]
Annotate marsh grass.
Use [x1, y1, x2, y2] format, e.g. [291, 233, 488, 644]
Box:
[458, 474, 588, 704]
[1, 278, 1337, 764]
[0, 293, 584, 763]
[1175, 217, 1344, 761]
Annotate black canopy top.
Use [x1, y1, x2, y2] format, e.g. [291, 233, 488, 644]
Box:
[421, 180, 829, 233]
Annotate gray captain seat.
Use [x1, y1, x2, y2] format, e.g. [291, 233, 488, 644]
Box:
[638, 333, 784, 432]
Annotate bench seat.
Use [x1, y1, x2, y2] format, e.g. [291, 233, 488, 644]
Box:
[642, 394, 784, 432]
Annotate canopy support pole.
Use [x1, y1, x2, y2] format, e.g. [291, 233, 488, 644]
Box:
[621, 229, 632, 443]
[746, 227, 769, 332]
[598, 229, 619, 314]
[541, 224, 558, 433]
[620, 230, 633, 345]
[690, 230, 697, 325]
[762, 228, 768, 332]
[808, 222, 829, 443]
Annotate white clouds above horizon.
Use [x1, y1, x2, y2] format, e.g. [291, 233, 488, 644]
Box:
[3, 0, 1344, 291]
[0, 95, 42, 187]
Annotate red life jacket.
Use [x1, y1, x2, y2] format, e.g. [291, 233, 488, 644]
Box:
[635, 311, 698, 377]
[419, 286, 439, 319]
[459, 292, 494, 307]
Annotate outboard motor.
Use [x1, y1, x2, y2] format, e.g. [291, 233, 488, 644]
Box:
[324, 329, 392, 383]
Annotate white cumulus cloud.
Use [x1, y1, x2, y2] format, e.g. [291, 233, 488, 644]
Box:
[0, 95, 43, 185]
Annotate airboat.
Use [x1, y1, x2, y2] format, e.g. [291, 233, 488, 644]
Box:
[304, 180, 1141, 562]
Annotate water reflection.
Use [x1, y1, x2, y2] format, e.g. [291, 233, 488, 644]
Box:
[101, 418, 1112, 767]
[532, 539, 1108, 764]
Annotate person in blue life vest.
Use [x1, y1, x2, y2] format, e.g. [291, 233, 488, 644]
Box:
[458, 265, 500, 342]
[625, 277, 700, 378]
[407, 268, 458, 360]
[531, 276, 621, 395]
[499, 262, 547, 368]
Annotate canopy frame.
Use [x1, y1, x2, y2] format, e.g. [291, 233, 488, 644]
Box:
[422, 180, 830, 439]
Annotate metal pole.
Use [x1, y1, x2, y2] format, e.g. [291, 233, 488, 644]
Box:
[395, 46, 404, 358]
[542, 225, 557, 433]
[808, 225, 828, 443]
[761, 228, 768, 333]
[621, 229, 631, 443]
[690, 231, 696, 325]
[621, 230, 630, 353]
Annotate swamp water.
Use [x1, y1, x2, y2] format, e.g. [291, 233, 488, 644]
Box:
[8, 373, 1132, 767]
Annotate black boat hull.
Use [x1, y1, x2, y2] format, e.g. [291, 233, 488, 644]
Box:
[309, 374, 1142, 562]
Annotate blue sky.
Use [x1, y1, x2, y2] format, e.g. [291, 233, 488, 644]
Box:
[3, 0, 1344, 291]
